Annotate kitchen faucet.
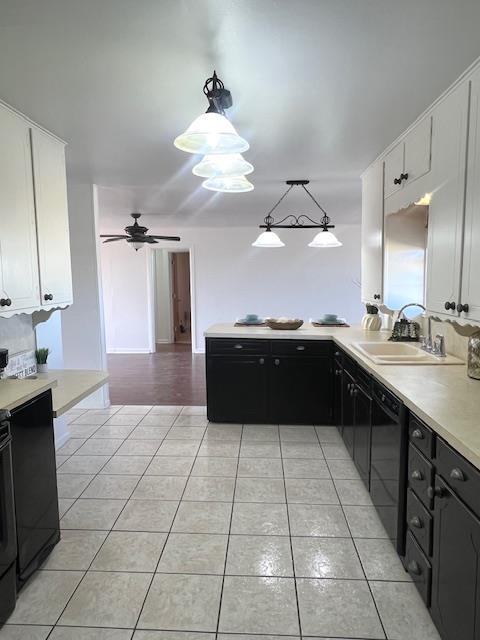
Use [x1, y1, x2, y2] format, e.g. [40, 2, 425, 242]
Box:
[396, 303, 446, 356]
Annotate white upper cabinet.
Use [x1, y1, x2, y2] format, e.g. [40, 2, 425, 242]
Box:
[31, 127, 73, 307]
[383, 116, 432, 198]
[460, 67, 480, 322]
[425, 82, 469, 317]
[361, 161, 384, 303]
[0, 105, 40, 312]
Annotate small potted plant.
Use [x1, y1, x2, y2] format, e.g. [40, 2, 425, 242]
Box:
[35, 348, 50, 373]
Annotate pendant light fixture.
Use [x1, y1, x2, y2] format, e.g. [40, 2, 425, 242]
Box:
[192, 153, 254, 178]
[202, 175, 254, 193]
[174, 71, 249, 155]
[252, 180, 342, 248]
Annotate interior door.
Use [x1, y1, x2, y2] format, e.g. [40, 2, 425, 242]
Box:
[0, 105, 40, 312]
[426, 82, 469, 317]
[171, 252, 191, 344]
[31, 127, 72, 306]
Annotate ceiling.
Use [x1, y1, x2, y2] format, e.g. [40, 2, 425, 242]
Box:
[1, 0, 480, 226]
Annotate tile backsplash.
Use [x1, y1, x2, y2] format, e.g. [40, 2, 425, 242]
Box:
[0, 315, 36, 377]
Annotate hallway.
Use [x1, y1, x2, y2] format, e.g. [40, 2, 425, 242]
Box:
[107, 345, 206, 406]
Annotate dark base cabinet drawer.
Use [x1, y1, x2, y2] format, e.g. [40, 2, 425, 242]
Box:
[406, 488, 433, 556]
[207, 338, 270, 355]
[405, 531, 432, 606]
[436, 438, 480, 518]
[408, 443, 434, 509]
[271, 340, 331, 356]
[409, 414, 435, 459]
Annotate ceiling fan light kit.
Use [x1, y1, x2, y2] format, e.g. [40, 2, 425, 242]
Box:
[175, 71, 254, 193]
[252, 179, 342, 249]
[100, 213, 181, 251]
[202, 175, 254, 193]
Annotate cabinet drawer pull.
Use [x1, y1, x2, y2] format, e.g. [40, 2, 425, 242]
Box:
[0, 298, 12, 307]
[411, 469, 423, 481]
[274, 358, 280, 366]
[259, 358, 265, 365]
[409, 515, 423, 529]
[44, 293, 53, 301]
[444, 301, 456, 311]
[400, 172, 409, 182]
[411, 428, 424, 440]
[407, 560, 422, 576]
[234, 344, 243, 349]
[450, 467, 465, 482]
[457, 303, 469, 313]
[296, 345, 305, 351]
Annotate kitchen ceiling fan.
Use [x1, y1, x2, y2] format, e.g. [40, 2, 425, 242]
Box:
[100, 213, 181, 251]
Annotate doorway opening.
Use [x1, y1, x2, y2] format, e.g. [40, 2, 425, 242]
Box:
[153, 249, 192, 351]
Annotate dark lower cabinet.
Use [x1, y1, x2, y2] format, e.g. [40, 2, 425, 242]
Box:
[206, 338, 333, 424]
[206, 355, 268, 423]
[269, 355, 332, 424]
[431, 475, 480, 640]
[353, 382, 372, 489]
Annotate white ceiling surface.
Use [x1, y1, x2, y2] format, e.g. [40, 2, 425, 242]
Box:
[2, 0, 480, 227]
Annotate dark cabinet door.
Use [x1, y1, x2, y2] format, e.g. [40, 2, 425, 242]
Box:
[206, 355, 268, 423]
[353, 384, 372, 489]
[342, 370, 355, 456]
[431, 475, 480, 640]
[269, 356, 332, 424]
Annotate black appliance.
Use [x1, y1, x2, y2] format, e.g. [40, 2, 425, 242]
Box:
[370, 381, 408, 554]
[10, 391, 60, 586]
[0, 410, 17, 624]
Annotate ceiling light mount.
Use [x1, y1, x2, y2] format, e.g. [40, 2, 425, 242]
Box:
[203, 71, 233, 115]
[252, 180, 342, 248]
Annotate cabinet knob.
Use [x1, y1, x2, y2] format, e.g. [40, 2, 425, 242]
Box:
[335, 369, 342, 376]
[44, 293, 54, 301]
[234, 344, 243, 349]
[407, 560, 421, 576]
[444, 301, 456, 311]
[410, 469, 423, 481]
[0, 298, 12, 307]
[259, 358, 265, 365]
[411, 428, 424, 440]
[393, 176, 402, 185]
[296, 345, 305, 351]
[456, 303, 469, 313]
[334, 351, 341, 357]
[373, 294, 381, 300]
[400, 172, 409, 182]
[427, 485, 446, 500]
[450, 467, 465, 482]
[274, 358, 280, 366]
[409, 515, 423, 529]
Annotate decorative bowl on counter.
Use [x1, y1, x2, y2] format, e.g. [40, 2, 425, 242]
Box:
[265, 318, 304, 330]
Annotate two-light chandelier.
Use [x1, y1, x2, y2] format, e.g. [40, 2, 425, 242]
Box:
[252, 180, 342, 248]
[174, 71, 254, 193]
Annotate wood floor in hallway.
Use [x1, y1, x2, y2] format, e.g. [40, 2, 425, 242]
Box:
[107, 344, 206, 406]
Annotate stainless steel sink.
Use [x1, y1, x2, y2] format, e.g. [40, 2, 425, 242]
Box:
[351, 341, 464, 365]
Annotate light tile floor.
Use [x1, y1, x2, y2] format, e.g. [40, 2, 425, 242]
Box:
[1, 404, 441, 640]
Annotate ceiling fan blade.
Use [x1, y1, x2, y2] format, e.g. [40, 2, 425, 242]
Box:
[149, 235, 181, 241]
[143, 237, 159, 244]
[102, 237, 126, 243]
[100, 234, 129, 238]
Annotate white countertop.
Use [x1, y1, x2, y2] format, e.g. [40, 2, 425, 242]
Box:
[205, 323, 480, 469]
[0, 369, 109, 416]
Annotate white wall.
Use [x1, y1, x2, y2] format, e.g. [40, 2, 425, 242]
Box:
[100, 223, 363, 353]
[154, 250, 173, 344]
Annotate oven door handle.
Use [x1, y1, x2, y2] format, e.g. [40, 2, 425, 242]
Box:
[373, 394, 399, 423]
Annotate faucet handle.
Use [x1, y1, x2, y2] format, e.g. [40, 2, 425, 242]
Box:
[433, 334, 446, 357]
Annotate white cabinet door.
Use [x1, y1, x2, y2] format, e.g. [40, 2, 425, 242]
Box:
[361, 161, 384, 303]
[0, 105, 40, 312]
[31, 127, 73, 306]
[384, 142, 404, 198]
[460, 69, 480, 322]
[404, 116, 432, 184]
[426, 82, 469, 317]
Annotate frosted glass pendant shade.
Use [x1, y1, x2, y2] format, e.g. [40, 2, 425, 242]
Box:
[192, 153, 254, 178]
[308, 230, 342, 248]
[130, 241, 144, 251]
[252, 230, 285, 248]
[174, 112, 249, 155]
[202, 175, 254, 193]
